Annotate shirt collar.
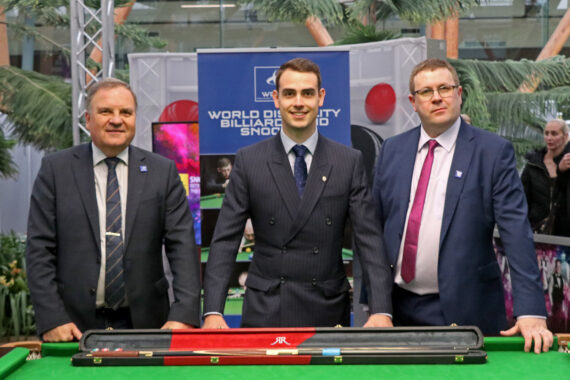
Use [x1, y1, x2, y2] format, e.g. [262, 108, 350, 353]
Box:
[418, 117, 461, 153]
[92, 143, 129, 167]
[280, 128, 319, 155]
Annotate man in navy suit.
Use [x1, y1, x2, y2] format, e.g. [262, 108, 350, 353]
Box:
[202, 58, 393, 329]
[26, 78, 200, 341]
[373, 58, 552, 353]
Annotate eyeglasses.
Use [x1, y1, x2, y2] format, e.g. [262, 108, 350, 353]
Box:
[411, 85, 458, 101]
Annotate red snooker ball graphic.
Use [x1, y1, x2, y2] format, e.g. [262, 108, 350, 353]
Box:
[159, 99, 199, 122]
[364, 83, 396, 124]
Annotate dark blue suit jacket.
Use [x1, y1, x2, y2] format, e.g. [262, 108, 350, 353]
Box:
[373, 120, 546, 334]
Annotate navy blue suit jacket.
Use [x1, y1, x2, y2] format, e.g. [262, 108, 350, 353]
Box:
[373, 120, 546, 334]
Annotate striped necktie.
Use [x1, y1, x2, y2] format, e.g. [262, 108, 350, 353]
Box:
[104, 157, 126, 309]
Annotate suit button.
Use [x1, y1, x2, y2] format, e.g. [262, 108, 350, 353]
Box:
[311, 278, 317, 286]
[390, 264, 394, 269]
[269, 217, 275, 225]
[313, 247, 319, 255]
[282, 246, 287, 254]
[325, 217, 332, 225]
[280, 276, 286, 284]
[89, 288, 96, 295]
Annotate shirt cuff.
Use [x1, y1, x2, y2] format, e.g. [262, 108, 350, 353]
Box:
[203, 311, 222, 318]
[516, 315, 546, 320]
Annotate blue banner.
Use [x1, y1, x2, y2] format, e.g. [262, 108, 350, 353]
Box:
[198, 50, 351, 154]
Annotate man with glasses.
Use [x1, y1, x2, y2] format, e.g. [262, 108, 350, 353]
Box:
[371, 59, 552, 353]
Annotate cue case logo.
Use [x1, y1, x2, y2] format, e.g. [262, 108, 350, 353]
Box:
[270, 336, 291, 345]
[254, 66, 278, 102]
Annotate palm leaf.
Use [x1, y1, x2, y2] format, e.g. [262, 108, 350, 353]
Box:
[0, 66, 72, 150]
[237, 0, 345, 24]
[348, 0, 481, 24]
[0, 127, 16, 179]
[334, 24, 401, 45]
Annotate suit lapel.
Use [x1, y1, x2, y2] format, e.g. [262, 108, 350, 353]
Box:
[124, 146, 147, 253]
[267, 136, 300, 220]
[285, 135, 332, 243]
[440, 122, 474, 245]
[71, 144, 100, 249]
[397, 128, 421, 233]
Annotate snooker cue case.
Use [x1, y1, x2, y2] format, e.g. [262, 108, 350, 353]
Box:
[72, 326, 487, 366]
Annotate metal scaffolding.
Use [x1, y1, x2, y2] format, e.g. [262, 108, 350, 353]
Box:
[70, 0, 115, 145]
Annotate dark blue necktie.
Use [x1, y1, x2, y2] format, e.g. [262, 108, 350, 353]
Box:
[104, 157, 126, 309]
[292, 144, 308, 197]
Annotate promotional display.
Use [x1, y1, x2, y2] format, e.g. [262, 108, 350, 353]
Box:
[152, 121, 201, 245]
[197, 49, 351, 154]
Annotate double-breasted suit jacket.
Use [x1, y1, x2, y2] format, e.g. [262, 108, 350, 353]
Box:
[203, 134, 392, 327]
[26, 143, 201, 334]
[373, 121, 546, 334]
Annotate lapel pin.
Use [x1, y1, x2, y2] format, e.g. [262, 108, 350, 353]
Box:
[455, 170, 463, 178]
[139, 165, 148, 173]
[322, 176, 327, 182]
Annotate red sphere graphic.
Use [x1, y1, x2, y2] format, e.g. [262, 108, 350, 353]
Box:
[364, 83, 396, 124]
[159, 99, 199, 122]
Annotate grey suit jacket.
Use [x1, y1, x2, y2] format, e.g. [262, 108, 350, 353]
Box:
[26, 143, 201, 334]
[203, 134, 392, 327]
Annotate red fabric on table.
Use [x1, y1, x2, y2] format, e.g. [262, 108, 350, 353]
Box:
[169, 328, 317, 350]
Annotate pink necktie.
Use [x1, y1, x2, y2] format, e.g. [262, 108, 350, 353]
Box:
[401, 139, 438, 283]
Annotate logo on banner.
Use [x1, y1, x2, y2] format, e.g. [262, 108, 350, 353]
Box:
[254, 66, 278, 102]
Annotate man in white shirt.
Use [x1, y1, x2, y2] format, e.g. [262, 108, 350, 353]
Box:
[372, 58, 552, 353]
[202, 57, 393, 329]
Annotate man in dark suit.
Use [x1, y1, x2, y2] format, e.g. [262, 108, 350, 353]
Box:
[202, 58, 393, 329]
[204, 157, 232, 194]
[26, 78, 200, 342]
[373, 58, 552, 353]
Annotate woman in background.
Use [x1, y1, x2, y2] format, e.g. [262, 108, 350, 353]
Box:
[521, 119, 570, 236]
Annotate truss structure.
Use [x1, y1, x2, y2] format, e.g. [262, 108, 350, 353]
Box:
[70, 0, 115, 145]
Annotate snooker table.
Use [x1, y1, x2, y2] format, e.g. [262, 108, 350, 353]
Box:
[1, 337, 567, 380]
[200, 193, 225, 209]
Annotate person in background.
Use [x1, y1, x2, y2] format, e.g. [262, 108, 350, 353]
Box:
[205, 157, 233, 194]
[521, 119, 570, 236]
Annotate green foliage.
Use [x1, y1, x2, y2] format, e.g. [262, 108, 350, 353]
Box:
[0, 66, 72, 151]
[237, 0, 345, 24]
[348, 0, 480, 24]
[0, 232, 35, 338]
[450, 57, 570, 167]
[0, 129, 17, 179]
[450, 57, 570, 132]
[334, 24, 401, 45]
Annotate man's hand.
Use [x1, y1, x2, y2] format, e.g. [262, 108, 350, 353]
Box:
[558, 153, 570, 172]
[363, 314, 393, 328]
[42, 323, 82, 342]
[500, 317, 553, 354]
[202, 314, 229, 329]
[161, 321, 194, 330]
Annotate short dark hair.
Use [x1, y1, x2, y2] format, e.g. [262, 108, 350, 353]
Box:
[275, 57, 322, 92]
[217, 157, 231, 169]
[86, 78, 138, 112]
[409, 58, 459, 94]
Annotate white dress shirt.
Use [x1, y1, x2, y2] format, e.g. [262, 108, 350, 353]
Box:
[280, 129, 318, 173]
[395, 118, 460, 295]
